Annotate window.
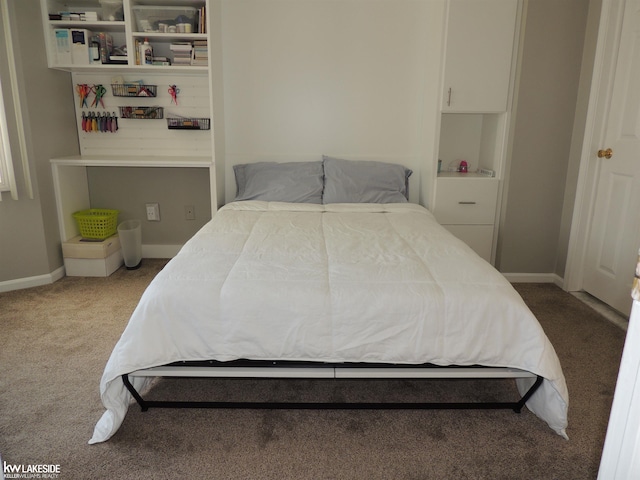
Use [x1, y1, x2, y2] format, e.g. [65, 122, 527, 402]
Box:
[0, 73, 16, 198]
[0, 0, 30, 201]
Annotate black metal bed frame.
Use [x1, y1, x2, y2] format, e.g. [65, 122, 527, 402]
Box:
[122, 360, 544, 414]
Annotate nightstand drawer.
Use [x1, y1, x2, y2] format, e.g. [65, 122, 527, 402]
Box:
[442, 224, 494, 262]
[434, 178, 499, 224]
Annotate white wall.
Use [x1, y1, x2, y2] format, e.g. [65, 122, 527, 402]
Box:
[220, 0, 445, 205]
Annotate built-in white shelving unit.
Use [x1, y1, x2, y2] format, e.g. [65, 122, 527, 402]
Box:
[434, 0, 521, 264]
[40, 0, 218, 243]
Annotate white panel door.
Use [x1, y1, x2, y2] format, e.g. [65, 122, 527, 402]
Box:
[583, 0, 640, 317]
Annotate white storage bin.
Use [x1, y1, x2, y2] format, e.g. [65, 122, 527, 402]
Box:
[62, 235, 123, 277]
[132, 6, 196, 32]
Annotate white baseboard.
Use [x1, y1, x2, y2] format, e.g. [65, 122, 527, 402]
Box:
[2, 260, 563, 294]
[141, 244, 182, 259]
[0, 245, 180, 293]
[0, 265, 65, 293]
[502, 272, 564, 288]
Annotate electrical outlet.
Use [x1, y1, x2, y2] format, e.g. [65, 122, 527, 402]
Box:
[185, 205, 195, 220]
[146, 203, 160, 221]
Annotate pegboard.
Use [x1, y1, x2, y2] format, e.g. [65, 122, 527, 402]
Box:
[71, 72, 212, 157]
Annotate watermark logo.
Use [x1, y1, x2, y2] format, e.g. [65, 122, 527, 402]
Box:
[2, 461, 61, 479]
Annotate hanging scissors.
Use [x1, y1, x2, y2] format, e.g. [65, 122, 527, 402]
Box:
[168, 85, 180, 105]
[76, 84, 90, 108]
[91, 84, 107, 108]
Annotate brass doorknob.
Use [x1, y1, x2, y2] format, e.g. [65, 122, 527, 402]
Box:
[598, 148, 613, 159]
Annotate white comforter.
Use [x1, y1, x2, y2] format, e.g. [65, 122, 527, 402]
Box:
[89, 202, 569, 443]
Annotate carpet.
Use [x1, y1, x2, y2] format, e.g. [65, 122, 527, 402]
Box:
[0, 260, 627, 479]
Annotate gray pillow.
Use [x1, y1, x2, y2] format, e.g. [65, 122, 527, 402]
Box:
[322, 156, 412, 204]
[234, 161, 324, 204]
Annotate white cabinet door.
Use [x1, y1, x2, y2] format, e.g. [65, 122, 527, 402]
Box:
[442, 224, 495, 262]
[442, 0, 518, 112]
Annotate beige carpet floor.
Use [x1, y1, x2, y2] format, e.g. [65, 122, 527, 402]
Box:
[0, 260, 627, 479]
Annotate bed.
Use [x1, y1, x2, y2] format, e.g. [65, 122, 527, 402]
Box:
[89, 157, 569, 444]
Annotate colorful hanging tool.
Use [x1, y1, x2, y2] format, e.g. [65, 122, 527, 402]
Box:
[91, 84, 107, 108]
[76, 84, 90, 108]
[81, 111, 119, 133]
[168, 84, 179, 105]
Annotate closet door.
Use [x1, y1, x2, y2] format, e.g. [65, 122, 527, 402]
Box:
[442, 0, 518, 113]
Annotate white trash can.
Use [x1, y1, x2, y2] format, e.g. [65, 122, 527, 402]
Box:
[117, 219, 142, 270]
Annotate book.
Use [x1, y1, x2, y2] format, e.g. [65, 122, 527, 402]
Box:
[83, 11, 99, 21]
[53, 29, 72, 65]
[108, 55, 128, 65]
[71, 29, 90, 65]
[191, 40, 208, 66]
[170, 42, 192, 52]
[197, 6, 206, 33]
[171, 42, 193, 66]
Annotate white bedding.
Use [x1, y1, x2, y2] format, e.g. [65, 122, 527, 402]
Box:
[89, 201, 569, 444]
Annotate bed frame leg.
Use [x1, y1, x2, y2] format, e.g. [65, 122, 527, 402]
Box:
[513, 375, 544, 413]
[122, 374, 149, 412]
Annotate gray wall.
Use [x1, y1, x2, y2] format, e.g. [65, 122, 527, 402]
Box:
[87, 167, 211, 245]
[0, 0, 598, 284]
[497, 0, 591, 274]
[0, 0, 77, 283]
[555, 0, 603, 279]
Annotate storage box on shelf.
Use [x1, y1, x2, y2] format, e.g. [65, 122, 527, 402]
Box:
[132, 6, 197, 33]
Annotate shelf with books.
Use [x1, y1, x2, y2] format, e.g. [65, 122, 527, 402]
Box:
[131, 36, 208, 68]
[41, 0, 209, 70]
[42, 0, 127, 68]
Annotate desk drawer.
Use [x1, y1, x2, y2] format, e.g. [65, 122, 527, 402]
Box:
[434, 178, 499, 224]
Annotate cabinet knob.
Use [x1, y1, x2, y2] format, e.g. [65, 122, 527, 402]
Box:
[597, 148, 613, 159]
[458, 201, 477, 205]
[447, 87, 452, 107]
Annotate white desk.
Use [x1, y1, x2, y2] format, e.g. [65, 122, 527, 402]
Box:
[51, 155, 215, 242]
